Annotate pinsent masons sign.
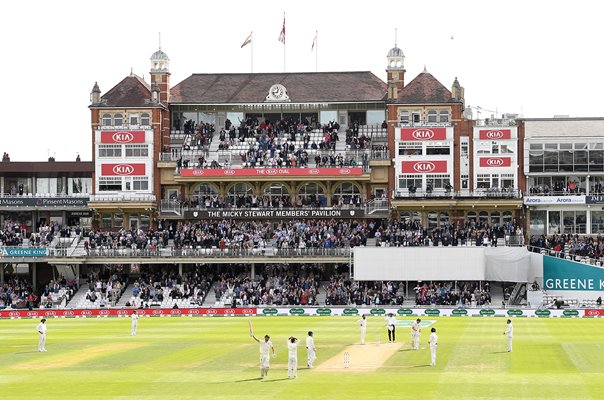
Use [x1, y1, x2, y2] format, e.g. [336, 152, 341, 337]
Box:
[180, 167, 363, 178]
[0, 197, 89, 207]
[183, 208, 365, 219]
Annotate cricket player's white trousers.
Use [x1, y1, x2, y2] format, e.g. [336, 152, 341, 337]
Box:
[307, 349, 316, 367]
[360, 327, 366, 344]
[38, 333, 46, 351]
[412, 334, 420, 349]
[430, 345, 437, 366]
[288, 357, 298, 378]
[132, 321, 138, 336]
[507, 336, 513, 352]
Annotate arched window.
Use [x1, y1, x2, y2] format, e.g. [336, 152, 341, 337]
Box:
[332, 182, 361, 208]
[297, 182, 326, 207]
[114, 113, 123, 127]
[227, 182, 254, 208]
[400, 211, 421, 224]
[190, 183, 218, 207]
[466, 211, 477, 224]
[141, 113, 150, 126]
[491, 211, 501, 226]
[102, 114, 112, 126]
[503, 211, 513, 224]
[479, 211, 489, 225]
[427, 110, 438, 123]
[263, 183, 290, 207]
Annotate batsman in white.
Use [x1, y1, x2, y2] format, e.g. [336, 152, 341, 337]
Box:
[131, 310, 139, 336]
[306, 331, 316, 368]
[287, 336, 301, 379]
[428, 327, 438, 366]
[411, 318, 421, 350]
[36, 318, 47, 352]
[252, 334, 276, 379]
[503, 319, 513, 352]
[356, 314, 367, 344]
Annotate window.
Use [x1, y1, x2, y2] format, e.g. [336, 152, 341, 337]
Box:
[102, 114, 112, 126]
[114, 213, 123, 228]
[125, 144, 149, 157]
[439, 111, 449, 123]
[141, 113, 150, 126]
[427, 110, 437, 123]
[398, 174, 422, 191]
[398, 142, 423, 156]
[427, 174, 451, 189]
[133, 177, 148, 191]
[399, 111, 409, 124]
[129, 114, 139, 126]
[461, 142, 469, 157]
[114, 113, 123, 126]
[426, 142, 451, 155]
[412, 113, 421, 123]
[98, 177, 121, 191]
[477, 174, 491, 189]
[98, 145, 122, 158]
[101, 213, 112, 229]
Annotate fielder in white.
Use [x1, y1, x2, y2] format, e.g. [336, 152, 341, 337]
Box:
[36, 318, 47, 352]
[504, 319, 513, 352]
[356, 314, 367, 344]
[411, 318, 422, 350]
[287, 336, 301, 379]
[131, 310, 139, 336]
[252, 334, 275, 379]
[385, 313, 397, 342]
[428, 327, 438, 366]
[306, 331, 316, 368]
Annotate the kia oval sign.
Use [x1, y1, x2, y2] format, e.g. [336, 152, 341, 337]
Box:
[478, 129, 511, 140]
[101, 163, 146, 176]
[100, 131, 145, 143]
[401, 160, 447, 174]
[401, 127, 447, 141]
[479, 157, 512, 167]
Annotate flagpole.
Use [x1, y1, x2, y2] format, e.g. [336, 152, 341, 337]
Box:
[315, 30, 318, 72]
[251, 31, 254, 73]
[283, 12, 286, 72]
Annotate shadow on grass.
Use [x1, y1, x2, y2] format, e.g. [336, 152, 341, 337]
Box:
[210, 377, 264, 384]
[262, 378, 290, 383]
[410, 364, 432, 368]
[398, 349, 414, 352]
[15, 351, 42, 354]
[491, 351, 510, 354]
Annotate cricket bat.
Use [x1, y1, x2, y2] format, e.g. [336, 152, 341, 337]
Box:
[248, 320, 254, 337]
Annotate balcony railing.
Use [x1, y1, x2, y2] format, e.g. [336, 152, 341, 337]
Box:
[397, 122, 452, 128]
[393, 189, 522, 200]
[47, 246, 352, 259]
[88, 193, 156, 202]
[365, 198, 389, 214]
[475, 118, 517, 127]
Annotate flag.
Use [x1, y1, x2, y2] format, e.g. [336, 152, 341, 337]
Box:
[311, 32, 317, 51]
[278, 16, 285, 44]
[241, 32, 252, 48]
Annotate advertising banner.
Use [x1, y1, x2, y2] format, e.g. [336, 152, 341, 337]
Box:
[179, 167, 363, 178]
[0, 308, 256, 319]
[401, 160, 448, 174]
[543, 256, 604, 291]
[100, 131, 146, 144]
[0, 197, 89, 207]
[400, 127, 447, 141]
[0, 247, 47, 257]
[183, 208, 364, 220]
[101, 163, 146, 176]
[479, 157, 512, 167]
[478, 129, 512, 140]
[524, 196, 585, 205]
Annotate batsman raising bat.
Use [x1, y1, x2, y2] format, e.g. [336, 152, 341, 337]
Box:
[252, 332, 275, 379]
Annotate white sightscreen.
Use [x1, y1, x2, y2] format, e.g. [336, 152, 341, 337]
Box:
[484, 247, 532, 282]
[353, 247, 486, 281]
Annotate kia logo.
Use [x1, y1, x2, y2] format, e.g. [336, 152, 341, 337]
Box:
[485, 130, 504, 139]
[308, 169, 320, 175]
[412, 129, 435, 140]
[117, 310, 127, 315]
[9, 311, 19, 317]
[192, 170, 205, 176]
[242, 309, 254, 314]
[99, 310, 109, 315]
[138, 310, 146, 315]
[63, 310, 74, 316]
[81, 310, 92, 315]
[45, 311, 56, 316]
[170, 310, 182, 315]
[205, 309, 217, 314]
[413, 162, 436, 173]
[112, 132, 134, 143]
[224, 169, 236, 175]
[339, 169, 351, 174]
[152, 310, 162, 314]
[266, 169, 278, 175]
[112, 164, 135, 175]
[224, 309, 235, 314]
[486, 158, 504, 166]
[188, 309, 200, 314]
[27, 311, 38, 316]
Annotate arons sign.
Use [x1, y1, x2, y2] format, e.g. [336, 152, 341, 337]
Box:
[478, 129, 512, 140]
[100, 131, 146, 143]
[101, 163, 146, 176]
[400, 127, 447, 141]
[401, 161, 448, 174]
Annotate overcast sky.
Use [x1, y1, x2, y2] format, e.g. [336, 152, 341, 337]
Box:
[2, 0, 603, 161]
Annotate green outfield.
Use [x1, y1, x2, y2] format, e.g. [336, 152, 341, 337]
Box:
[1, 316, 603, 399]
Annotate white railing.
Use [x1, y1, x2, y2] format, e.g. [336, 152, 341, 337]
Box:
[89, 193, 156, 202]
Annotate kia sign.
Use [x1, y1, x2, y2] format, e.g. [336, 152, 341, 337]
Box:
[180, 167, 363, 178]
[478, 129, 512, 140]
[400, 127, 447, 141]
[183, 208, 365, 219]
[0, 308, 257, 318]
[101, 163, 146, 176]
[100, 131, 146, 143]
[401, 160, 447, 174]
[479, 157, 512, 167]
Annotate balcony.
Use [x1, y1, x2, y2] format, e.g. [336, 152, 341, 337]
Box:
[475, 118, 516, 127]
[89, 193, 156, 202]
[393, 188, 522, 200]
[397, 121, 452, 128]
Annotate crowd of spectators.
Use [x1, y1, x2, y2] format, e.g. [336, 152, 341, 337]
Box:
[215, 264, 321, 306]
[82, 270, 127, 307]
[84, 227, 169, 252]
[176, 193, 364, 210]
[373, 219, 522, 247]
[0, 275, 37, 309]
[412, 281, 492, 306]
[39, 276, 78, 308]
[528, 179, 582, 195]
[324, 274, 404, 306]
[529, 233, 604, 261]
